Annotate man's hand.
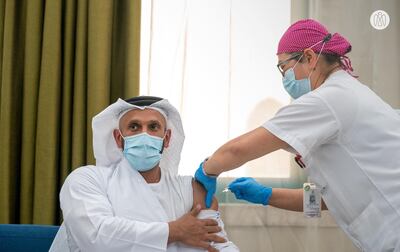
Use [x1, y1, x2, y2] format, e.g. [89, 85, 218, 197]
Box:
[168, 204, 226, 252]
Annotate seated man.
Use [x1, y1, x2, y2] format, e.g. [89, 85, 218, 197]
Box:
[50, 96, 239, 252]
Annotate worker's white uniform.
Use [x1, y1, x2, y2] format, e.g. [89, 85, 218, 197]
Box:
[50, 98, 239, 252]
[264, 70, 400, 251]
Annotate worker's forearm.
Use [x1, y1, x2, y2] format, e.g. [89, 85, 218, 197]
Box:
[204, 141, 245, 176]
[269, 188, 303, 212]
[203, 128, 288, 176]
[268, 188, 328, 211]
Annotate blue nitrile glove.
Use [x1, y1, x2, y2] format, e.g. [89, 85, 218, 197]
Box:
[228, 177, 272, 205]
[194, 161, 217, 208]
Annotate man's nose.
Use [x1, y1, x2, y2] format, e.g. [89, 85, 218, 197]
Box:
[141, 127, 153, 135]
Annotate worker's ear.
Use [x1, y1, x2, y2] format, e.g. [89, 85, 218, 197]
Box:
[163, 129, 171, 148]
[303, 48, 318, 70]
[113, 129, 124, 149]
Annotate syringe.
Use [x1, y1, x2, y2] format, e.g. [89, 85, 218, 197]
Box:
[222, 187, 230, 193]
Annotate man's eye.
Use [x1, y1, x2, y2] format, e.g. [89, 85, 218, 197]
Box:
[149, 124, 160, 131]
[129, 124, 140, 130]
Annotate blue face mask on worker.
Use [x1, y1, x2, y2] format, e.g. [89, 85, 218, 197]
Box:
[282, 35, 330, 99]
[120, 132, 165, 172]
[282, 55, 313, 99]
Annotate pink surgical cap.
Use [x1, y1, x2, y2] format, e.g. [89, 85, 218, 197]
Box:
[277, 19, 351, 56]
[277, 19, 355, 75]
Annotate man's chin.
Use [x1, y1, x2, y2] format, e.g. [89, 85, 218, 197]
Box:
[138, 164, 160, 174]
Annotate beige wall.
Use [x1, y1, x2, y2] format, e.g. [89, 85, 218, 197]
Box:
[292, 0, 400, 108]
[220, 205, 358, 252]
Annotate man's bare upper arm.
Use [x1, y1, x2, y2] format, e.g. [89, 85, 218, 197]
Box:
[191, 179, 218, 210]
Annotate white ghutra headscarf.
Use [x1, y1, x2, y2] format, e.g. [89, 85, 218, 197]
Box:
[92, 97, 185, 175]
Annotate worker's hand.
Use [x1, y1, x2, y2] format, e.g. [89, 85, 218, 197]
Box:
[228, 177, 272, 205]
[194, 161, 217, 208]
[168, 204, 225, 252]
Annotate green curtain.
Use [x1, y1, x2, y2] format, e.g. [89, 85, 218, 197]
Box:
[0, 0, 141, 225]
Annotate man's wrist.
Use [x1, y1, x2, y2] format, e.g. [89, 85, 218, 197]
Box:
[167, 221, 181, 244]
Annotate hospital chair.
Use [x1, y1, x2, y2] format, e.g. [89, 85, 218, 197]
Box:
[0, 224, 59, 252]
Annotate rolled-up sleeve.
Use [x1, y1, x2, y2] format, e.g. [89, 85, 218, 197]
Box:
[263, 94, 339, 159]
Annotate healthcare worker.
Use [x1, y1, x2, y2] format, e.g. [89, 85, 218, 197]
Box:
[195, 19, 400, 251]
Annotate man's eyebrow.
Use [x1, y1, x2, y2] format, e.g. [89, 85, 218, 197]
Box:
[148, 120, 162, 125]
[127, 119, 141, 124]
[127, 119, 163, 125]
[124, 120, 143, 128]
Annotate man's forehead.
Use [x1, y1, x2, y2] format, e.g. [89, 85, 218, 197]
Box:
[120, 108, 166, 125]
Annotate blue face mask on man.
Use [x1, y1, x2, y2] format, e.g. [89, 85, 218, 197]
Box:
[121, 132, 164, 172]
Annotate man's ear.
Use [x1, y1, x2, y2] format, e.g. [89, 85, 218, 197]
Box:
[163, 129, 172, 148]
[113, 129, 124, 149]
